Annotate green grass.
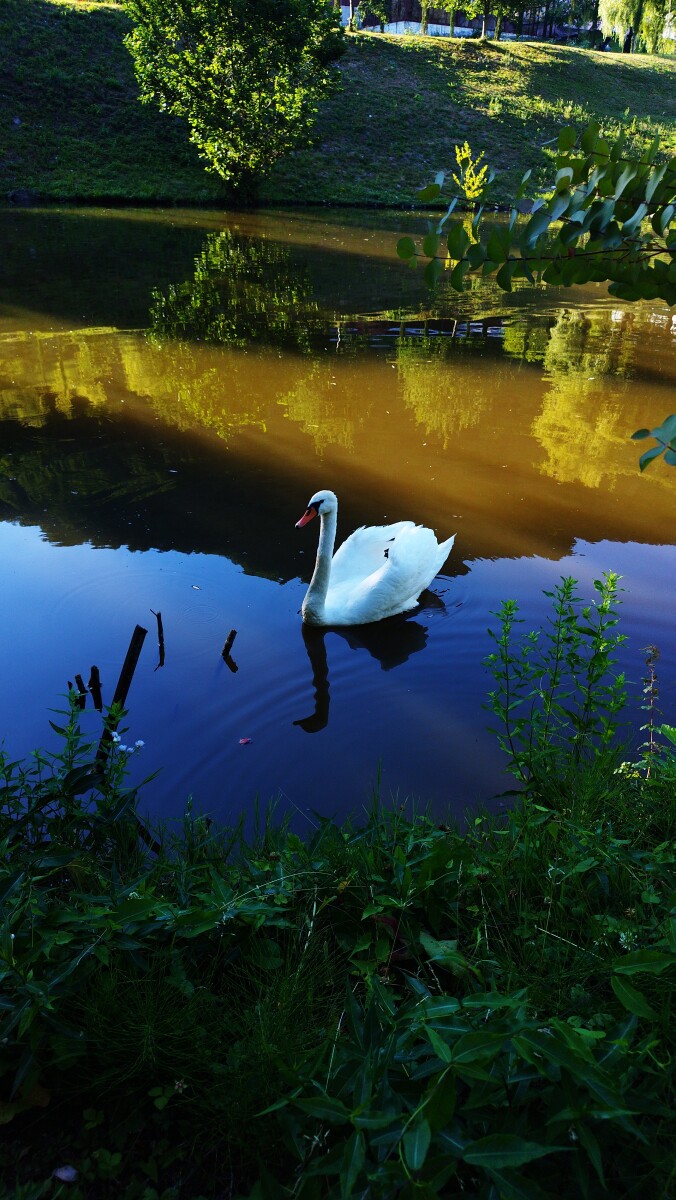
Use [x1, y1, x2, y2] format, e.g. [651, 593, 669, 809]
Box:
[266, 32, 676, 206]
[1, 0, 675, 205]
[1, 708, 674, 1197]
[0, 0, 226, 204]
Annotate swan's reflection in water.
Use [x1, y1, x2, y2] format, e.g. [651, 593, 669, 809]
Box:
[294, 592, 445, 732]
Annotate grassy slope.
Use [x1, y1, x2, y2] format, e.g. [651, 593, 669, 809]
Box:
[1, 0, 675, 205]
[267, 32, 676, 204]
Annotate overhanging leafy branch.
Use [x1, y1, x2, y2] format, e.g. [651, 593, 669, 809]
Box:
[397, 123, 676, 305]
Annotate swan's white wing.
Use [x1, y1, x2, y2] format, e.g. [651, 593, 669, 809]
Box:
[324, 526, 455, 625]
[329, 521, 415, 587]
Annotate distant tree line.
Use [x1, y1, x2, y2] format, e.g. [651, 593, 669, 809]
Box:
[356, 0, 675, 52]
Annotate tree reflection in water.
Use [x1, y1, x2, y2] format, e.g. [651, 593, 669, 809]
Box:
[149, 228, 323, 353]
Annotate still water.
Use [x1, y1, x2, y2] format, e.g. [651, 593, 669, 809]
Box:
[1, 206, 674, 826]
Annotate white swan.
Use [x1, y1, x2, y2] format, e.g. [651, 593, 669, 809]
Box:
[295, 489, 455, 626]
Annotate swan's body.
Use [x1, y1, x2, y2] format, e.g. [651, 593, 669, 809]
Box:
[295, 490, 455, 626]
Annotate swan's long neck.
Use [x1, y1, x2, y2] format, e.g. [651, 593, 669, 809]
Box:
[303, 507, 337, 624]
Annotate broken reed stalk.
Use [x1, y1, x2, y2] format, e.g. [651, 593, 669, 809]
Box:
[95, 623, 159, 853]
[96, 624, 147, 766]
[151, 608, 165, 670]
[222, 629, 237, 657]
[88, 665, 103, 711]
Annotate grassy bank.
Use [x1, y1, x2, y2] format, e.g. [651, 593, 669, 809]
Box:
[1, 0, 675, 206]
[2, 582, 675, 1198]
[1, 706, 674, 1199]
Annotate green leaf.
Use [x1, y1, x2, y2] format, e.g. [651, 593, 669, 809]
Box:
[295, 1095, 351, 1123]
[580, 122, 601, 154]
[449, 260, 467, 292]
[523, 208, 552, 247]
[424, 257, 443, 287]
[422, 232, 439, 259]
[631, 428, 651, 440]
[555, 167, 573, 192]
[447, 222, 470, 260]
[577, 1122, 605, 1188]
[621, 203, 648, 238]
[644, 162, 667, 203]
[612, 949, 675, 974]
[397, 236, 416, 261]
[652, 414, 676, 442]
[611, 976, 657, 1020]
[487, 230, 510, 263]
[463, 1134, 561, 1169]
[557, 127, 577, 152]
[404, 1118, 432, 1171]
[550, 190, 571, 222]
[657, 203, 674, 236]
[417, 183, 441, 203]
[425, 1025, 453, 1063]
[614, 164, 637, 199]
[341, 1130, 365, 1198]
[496, 260, 516, 292]
[644, 134, 661, 164]
[425, 1072, 456, 1133]
[639, 445, 664, 472]
[466, 242, 485, 269]
[451, 1031, 505, 1064]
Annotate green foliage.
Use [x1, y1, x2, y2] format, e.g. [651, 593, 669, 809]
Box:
[485, 573, 628, 785]
[631, 413, 676, 469]
[357, 0, 389, 30]
[398, 122, 676, 304]
[5, 8, 675, 205]
[2, 623, 675, 1197]
[600, 0, 672, 53]
[451, 140, 493, 202]
[122, 0, 344, 189]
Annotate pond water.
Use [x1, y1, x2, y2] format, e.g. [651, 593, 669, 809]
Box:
[1, 206, 674, 829]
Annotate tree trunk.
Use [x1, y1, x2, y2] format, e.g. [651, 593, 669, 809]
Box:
[420, 0, 429, 34]
[481, 0, 489, 36]
[495, 10, 503, 39]
[632, 0, 645, 49]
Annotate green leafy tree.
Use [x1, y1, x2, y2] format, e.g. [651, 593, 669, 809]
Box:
[357, 0, 389, 28]
[420, 0, 431, 34]
[599, 0, 671, 50]
[463, 0, 492, 35]
[433, 0, 459, 34]
[123, 0, 344, 191]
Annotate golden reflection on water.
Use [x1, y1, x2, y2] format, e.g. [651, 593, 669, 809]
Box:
[1, 207, 674, 570]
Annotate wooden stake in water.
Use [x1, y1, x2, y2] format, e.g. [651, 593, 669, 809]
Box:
[222, 628, 238, 673]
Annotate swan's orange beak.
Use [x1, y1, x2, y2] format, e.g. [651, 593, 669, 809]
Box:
[295, 506, 317, 528]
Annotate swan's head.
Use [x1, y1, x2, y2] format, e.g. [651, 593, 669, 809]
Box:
[295, 489, 337, 528]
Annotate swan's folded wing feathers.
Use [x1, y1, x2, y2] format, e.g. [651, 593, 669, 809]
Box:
[324, 526, 455, 625]
[329, 521, 415, 587]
